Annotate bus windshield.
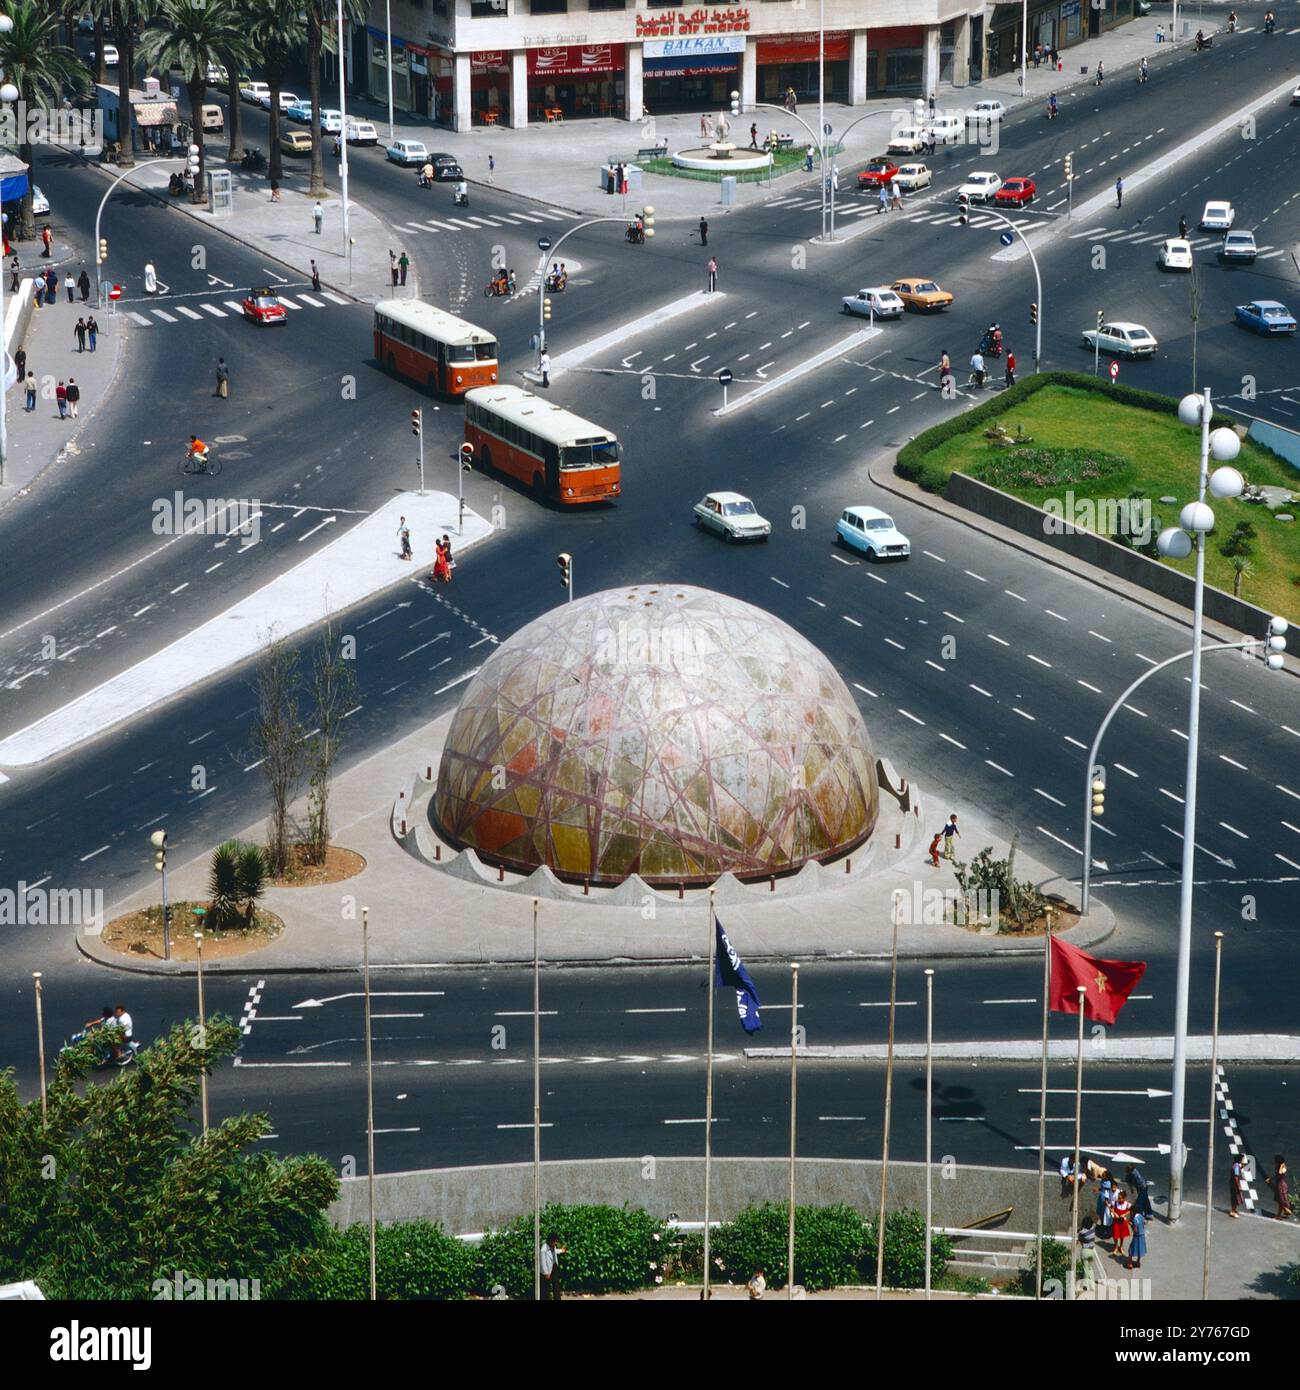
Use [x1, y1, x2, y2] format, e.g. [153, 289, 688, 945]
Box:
[560, 440, 620, 470]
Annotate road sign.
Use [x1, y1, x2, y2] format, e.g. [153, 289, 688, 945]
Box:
[999, 230, 1014, 246]
[717, 369, 733, 385]
[1109, 360, 1119, 380]
[823, 122, 832, 136]
[537, 236, 552, 253]
[108, 284, 122, 300]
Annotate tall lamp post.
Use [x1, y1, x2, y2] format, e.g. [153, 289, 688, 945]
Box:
[1157, 387, 1246, 1223]
[0, 18, 19, 490]
[337, 0, 352, 270]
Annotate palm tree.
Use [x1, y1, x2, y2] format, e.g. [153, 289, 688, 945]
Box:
[138, 0, 249, 203]
[87, 0, 147, 168]
[222, 53, 244, 165]
[1230, 555, 1254, 599]
[305, 0, 367, 199]
[246, 0, 308, 185]
[0, 3, 89, 238]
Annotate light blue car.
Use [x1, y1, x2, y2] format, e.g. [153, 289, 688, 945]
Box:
[836, 505, 910, 559]
[1234, 300, 1297, 336]
[285, 100, 314, 124]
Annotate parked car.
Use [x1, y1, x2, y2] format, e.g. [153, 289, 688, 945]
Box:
[857, 156, 899, 189]
[994, 177, 1036, 206]
[890, 277, 954, 312]
[386, 139, 430, 166]
[1219, 230, 1257, 263]
[319, 108, 343, 133]
[1081, 321, 1158, 359]
[887, 126, 927, 155]
[1199, 199, 1235, 231]
[428, 153, 463, 181]
[836, 506, 911, 560]
[285, 100, 315, 124]
[893, 162, 932, 192]
[692, 491, 771, 542]
[841, 286, 905, 319]
[31, 185, 49, 216]
[279, 130, 312, 157]
[1157, 238, 1194, 271]
[240, 81, 270, 105]
[1234, 300, 1297, 335]
[968, 99, 1006, 123]
[90, 44, 119, 66]
[345, 120, 379, 145]
[260, 90, 300, 112]
[205, 62, 228, 85]
[1292, 82, 1300, 105]
[242, 287, 288, 325]
[201, 104, 223, 133]
[958, 171, 1003, 202]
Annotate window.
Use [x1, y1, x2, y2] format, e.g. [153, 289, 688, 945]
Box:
[447, 344, 475, 363]
[646, 0, 681, 7]
[470, 0, 505, 15]
[589, 0, 626, 8]
[529, 0, 566, 12]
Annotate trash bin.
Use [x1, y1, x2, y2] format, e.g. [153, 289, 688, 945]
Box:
[720, 174, 736, 206]
[624, 166, 642, 193]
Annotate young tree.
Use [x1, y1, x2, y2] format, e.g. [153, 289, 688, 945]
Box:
[247, 0, 308, 185]
[305, 0, 367, 199]
[87, 0, 144, 167]
[251, 635, 306, 877]
[305, 622, 359, 865]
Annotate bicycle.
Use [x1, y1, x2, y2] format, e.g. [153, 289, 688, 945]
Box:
[180, 449, 222, 478]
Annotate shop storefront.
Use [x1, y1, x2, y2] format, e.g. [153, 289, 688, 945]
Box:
[642, 36, 743, 113]
[755, 31, 849, 103]
[527, 45, 625, 120]
[367, 27, 410, 110]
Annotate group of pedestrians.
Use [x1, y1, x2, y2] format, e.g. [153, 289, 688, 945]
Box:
[12, 255, 100, 425]
[395, 516, 456, 584]
[935, 346, 1016, 394]
[1066, 1158, 1150, 1270]
[29, 263, 91, 309]
[73, 316, 100, 352]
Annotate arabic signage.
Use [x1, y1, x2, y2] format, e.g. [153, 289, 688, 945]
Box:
[527, 44, 624, 78]
[635, 7, 751, 39]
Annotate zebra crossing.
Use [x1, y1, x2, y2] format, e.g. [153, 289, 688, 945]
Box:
[123, 289, 350, 327]
[393, 206, 572, 237]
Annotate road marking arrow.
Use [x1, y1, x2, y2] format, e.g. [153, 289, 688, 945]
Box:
[1019, 1088, 1172, 1099]
[358, 601, 414, 628]
[292, 991, 446, 1008]
[1162, 824, 1235, 868]
[207, 274, 234, 288]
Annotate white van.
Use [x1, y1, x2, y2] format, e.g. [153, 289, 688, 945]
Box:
[345, 119, 379, 145]
[240, 81, 269, 105]
[201, 104, 223, 132]
[926, 113, 963, 144]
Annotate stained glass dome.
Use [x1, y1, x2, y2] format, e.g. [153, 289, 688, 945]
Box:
[433, 585, 879, 885]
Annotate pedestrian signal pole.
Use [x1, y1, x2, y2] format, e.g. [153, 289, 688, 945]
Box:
[151, 829, 171, 961]
[412, 409, 424, 496]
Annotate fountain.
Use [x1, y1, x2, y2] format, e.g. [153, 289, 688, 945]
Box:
[672, 107, 774, 174]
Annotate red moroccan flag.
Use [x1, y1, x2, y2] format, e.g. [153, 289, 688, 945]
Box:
[1049, 936, 1146, 1025]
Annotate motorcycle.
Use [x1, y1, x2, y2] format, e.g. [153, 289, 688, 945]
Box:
[545, 275, 566, 294]
[977, 331, 1003, 359]
[453, 190, 469, 208]
[1265, 17, 1276, 34]
[625, 223, 646, 245]
[241, 146, 265, 171]
[484, 273, 516, 298]
[60, 1026, 138, 1070]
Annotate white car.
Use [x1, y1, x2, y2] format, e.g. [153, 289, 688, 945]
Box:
[91, 44, 119, 66]
[240, 82, 270, 105]
[206, 63, 228, 85]
[31, 185, 49, 216]
[887, 126, 928, 155]
[1157, 238, 1193, 271]
[836, 505, 911, 560]
[968, 99, 1006, 123]
[958, 171, 1002, 202]
[319, 108, 343, 133]
[345, 119, 379, 145]
[1081, 321, 1158, 359]
[693, 491, 771, 542]
[1200, 199, 1235, 231]
[1292, 83, 1300, 105]
[1219, 229, 1257, 263]
[386, 139, 429, 166]
[260, 90, 300, 112]
[841, 286, 904, 319]
[894, 162, 932, 192]
[927, 114, 963, 144]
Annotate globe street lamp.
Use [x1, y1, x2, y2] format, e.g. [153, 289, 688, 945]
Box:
[0, 11, 18, 490]
[1159, 386, 1244, 1223]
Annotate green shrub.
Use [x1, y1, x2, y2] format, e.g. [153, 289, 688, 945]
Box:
[711, 1202, 867, 1291]
[283, 1221, 474, 1300]
[207, 840, 269, 929]
[1014, 1237, 1087, 1298]
[862, 1207, 954, 1289]
[969, 446, 1128, 491]
[474, 1204, 667, 1299]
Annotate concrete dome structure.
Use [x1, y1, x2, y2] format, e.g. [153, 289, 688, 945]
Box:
[434, 585, 879, 885]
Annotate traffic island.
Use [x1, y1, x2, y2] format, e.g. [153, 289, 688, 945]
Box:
[100, 901, 284, 962]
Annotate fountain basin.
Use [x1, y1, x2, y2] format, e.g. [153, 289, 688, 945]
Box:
[672, 145, 775, 173]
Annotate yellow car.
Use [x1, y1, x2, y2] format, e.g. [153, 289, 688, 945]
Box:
[279, 129, 312, 157]
[890, 277, 954, 312]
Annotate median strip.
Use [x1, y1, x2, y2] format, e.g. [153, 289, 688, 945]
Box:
[714, 328, 881, 417]
[545, 291, 722, 381]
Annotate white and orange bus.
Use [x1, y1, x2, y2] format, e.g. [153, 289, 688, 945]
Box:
[463, 385, 621, 505]
[373, 300, 498, 396]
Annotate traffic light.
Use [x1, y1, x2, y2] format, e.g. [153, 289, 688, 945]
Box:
[1091, 767, 1106, 819]
[642, 204, 655, 240]
[730, 90, 740, 116]
[1029, 301, 1038, 326]
[557, 552, 572, 590]
[543, 296, 552, 321]
[98, 237, 108, 262]
[151, 829, 168, 873]
[411, 408, 421, 437]
[957, 193, 970, 226]
[1064, 153, 1073, 181]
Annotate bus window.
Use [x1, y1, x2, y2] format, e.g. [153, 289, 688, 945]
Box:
[592, 440, 619, 466]
[474, 341, 496, 361]
[447, 344, 475, 364]
[560, 445, 592, 470]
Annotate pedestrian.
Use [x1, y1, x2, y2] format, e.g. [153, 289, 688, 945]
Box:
[1078, 1214, 1096, 1254]
[8, 255, 18, 292]
[87, 315, 98, 351]
[433, 537, 452, 584]
[928, 91, 936, 116]
[1155, 23, 1164, 43]
[270, 178, 281, 203]
[1125, 1165, 1154, 1220]
[75, 317, 87, 351]
[1096, 1170, 1114, 1241]
[487, 153, 495, 184]
[699, 216, 708, 246]
[539, 1233, 564, 1300]
[787, 86, 797, 115]
[748, 121, 758, 150]
[941, 813, 960, 858]
[539, 349, 551, 389]
[927, 831, 942, 868]
[1127, 1207, 1147, 1270]
[878, 183, 889, 214]
[41, 224, 52, 257]
[13, 343, 24, 382]
[706, 256, 717, 293]
[45, 266, 58, 303]
[1265, 1155, 1292, 1218]
[889, 176, 903, 211]
[397, 516, 412, 560]
[78, 267, 90, 301]
[804, 143, 814, 173]
[970, 350, 985, 388]
[1115, 176, 1124, 209]
[332, 133, 341, 159]
[312, 201, 324, 234]
[1060, 1152, 1081, 1198]
[310, 259, 321, 292]
[399, 250, 410, 286]
[938, 350, 951, 382]
[65, 271, 75, 302]
[23, 371, 36, 411]
[33, 278, 44, 309]
[215, 356, 229, 398]
[700, 112, 709, 139]
[65, 376, 79, 419]
[389, 249, 399, 287]
[1229, 1156, 1246, 1217]
[1005, 349, 1016, 387]
[441, 534, 454, 571]
[746, 1266, 766, 1300]
[1110, 1188, 1131, 1257]
[55, 379, 67, 418]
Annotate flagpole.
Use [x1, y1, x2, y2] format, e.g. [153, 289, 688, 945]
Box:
[1035, 926, 1052, 1300]
[1068, 984, 1086, 1301]
[532, 897, 542, 1301]
[924, 967, 934, 1300]
[787, 961, 799, 1299]
[703, 887, 717, 1301]
[1202, 931, 1224, 1300]
[874, 893, 901, 1299]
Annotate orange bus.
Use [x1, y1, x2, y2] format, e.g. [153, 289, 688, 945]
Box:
[373, 299, 498, 396]
[463, 385, 621, 504]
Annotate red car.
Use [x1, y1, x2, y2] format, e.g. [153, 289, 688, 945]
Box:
[857, 156, 900, 189]
[242, 286, 288, 324]
[994, 177, 1036, 207]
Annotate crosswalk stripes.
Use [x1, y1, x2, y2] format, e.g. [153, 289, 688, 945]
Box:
[175, 305, 203, 319]
[296, 293, 323, 307]
[151, 308, 178, 322]
[278, 296, 303, 309]
[121, 292, 354, 328]
[200, 303, 226, 317]
[320, 291, 348, 304]
[222, 300, 245, 313]
[424, 218, 456, 230]
[126, 310, 151, 326]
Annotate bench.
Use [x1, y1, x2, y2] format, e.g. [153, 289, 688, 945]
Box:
[635, 145, 666, 160]
[774, 134, 795, 150]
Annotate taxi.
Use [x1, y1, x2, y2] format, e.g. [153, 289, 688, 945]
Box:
[242, 286, 288, 325]
[890, 277, 954, 312]
[994, 177, 1036, 206]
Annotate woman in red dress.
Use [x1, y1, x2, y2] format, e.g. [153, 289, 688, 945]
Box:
[1109, 1189, 1132, 1259]
[433, 538, 452, 584]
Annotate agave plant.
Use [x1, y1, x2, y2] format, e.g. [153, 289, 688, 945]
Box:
[207, 840, 243, 930]
[235, 843, 269, 928]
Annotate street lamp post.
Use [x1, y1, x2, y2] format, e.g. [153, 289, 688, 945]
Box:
[956, 202, 1044, 371]
[731, 90, 835, 242]
[336, 1, 351, 272]
[0, 23, 19, 489]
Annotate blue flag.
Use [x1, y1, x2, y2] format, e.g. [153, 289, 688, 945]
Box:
[715, 919, 762, 1034]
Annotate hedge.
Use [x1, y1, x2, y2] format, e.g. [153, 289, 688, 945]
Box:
[710, 1202, 867, 1291]
[895, 372, 1241, 495]
[864, 1207, 955, 1289]
[276, 1221, 476, 1300]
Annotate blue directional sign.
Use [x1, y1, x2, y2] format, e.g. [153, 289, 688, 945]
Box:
[1000, 230, 1014, 246]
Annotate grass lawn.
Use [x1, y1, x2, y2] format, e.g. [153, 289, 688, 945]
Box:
[918, 384, 1300, 622]
[639, 146, 811, 183]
